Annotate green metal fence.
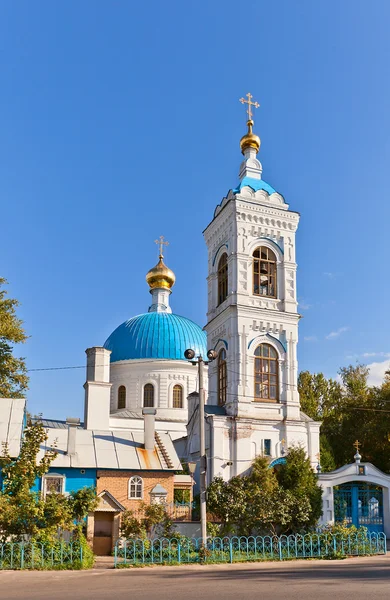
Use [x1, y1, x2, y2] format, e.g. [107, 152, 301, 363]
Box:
[114, 532, 386, 567]
[0, 542, 84, 570]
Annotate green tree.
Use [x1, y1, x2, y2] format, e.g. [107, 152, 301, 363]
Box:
[0, 278, 28, 398]
[0, 419, 98, 543]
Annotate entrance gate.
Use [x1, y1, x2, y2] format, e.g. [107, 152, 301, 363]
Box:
[334, 483, 384, 533]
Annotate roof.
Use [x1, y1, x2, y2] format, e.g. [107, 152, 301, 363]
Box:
[104, 312, 207, 362]
[110, 409, 187, 423]
[32, 418, 84, 429]
[233, 176, 276, 195]
[37, 427, 182, 471]
[0, 398, 26, 457]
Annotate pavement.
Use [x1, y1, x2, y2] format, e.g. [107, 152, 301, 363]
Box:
[0, 555, 389, 600]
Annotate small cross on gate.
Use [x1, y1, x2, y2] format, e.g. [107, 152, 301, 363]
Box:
[353, 439, 361, 453]
[155, 235, 169, 258]
[239, 92, 260, 121]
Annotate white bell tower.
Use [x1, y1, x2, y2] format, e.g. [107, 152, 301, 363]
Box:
[203, 94, 320, 473]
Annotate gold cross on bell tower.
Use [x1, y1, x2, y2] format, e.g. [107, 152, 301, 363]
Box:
[155, 235, 169, 258]
[239, 92, 260, 121]
[353, 440, 361, 453]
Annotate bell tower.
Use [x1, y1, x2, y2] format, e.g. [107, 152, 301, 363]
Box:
[204, 94, 302, 427]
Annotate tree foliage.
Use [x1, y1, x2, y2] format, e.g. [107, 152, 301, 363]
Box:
[0, 419, 98, 543]
[0, 278, 28, 398]
[207, 450, 322, 536]
[120, 502, 175, 539]
[299, 364, 390, 473]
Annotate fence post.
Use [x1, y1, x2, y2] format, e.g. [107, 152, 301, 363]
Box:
[114, 544, 117, 568]
[20, 545, 24, 570]
[229, 539, 233, 564]
[279, 537, 283, 561]
[80, 544, 83, 565]
[178, 541, 181, 565]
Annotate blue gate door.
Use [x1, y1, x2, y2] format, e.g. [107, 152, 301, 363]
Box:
[334, 484, 384, 533]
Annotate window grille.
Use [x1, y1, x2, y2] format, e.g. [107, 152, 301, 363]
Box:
[253, 247, 277, 298]
[173, 385, 183, 408]
[218, 348, 227, 406]
[217, 253, 228, 305]
[254, 344, 279, 401]
[143, 384, 154, 408]
[118, 385, 126, 409]
[128, 476, 143, 499]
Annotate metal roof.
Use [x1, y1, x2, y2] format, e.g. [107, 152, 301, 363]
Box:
[38, 427, 181, 471]
[103, 312, 207, 362]
[110, 409, 187, 423]
[0, 398, 25, 457]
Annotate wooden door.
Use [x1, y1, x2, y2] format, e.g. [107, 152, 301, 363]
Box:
[93, 512, 114, 556]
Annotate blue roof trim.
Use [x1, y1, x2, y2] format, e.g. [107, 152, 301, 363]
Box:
[268, 457, 287, 468]
[233, 177, 276, 195]
[104, 313, 207, 362]
[213, 338, 228, 351]
[248, 333, 287, 354]
[212, 243, 228, 267]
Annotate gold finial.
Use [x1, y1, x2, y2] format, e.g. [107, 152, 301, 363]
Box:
[354, 440, 361, 453]
[239, 92, 260, 121]
[146, 237, 176, 290]
[239, 92, 261, 155]
[155, 235, 169, 259]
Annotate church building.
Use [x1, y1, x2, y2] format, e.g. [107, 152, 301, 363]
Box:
[176, 94, 320, 481]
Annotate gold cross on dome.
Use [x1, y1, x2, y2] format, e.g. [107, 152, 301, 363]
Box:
[155, 235, 169, 258]
[353, 440, 361, 453]
[239, 92, 260, 121]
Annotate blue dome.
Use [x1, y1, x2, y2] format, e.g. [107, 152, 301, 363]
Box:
[233, 176, 276, 195]
[104, 313, 207, 362]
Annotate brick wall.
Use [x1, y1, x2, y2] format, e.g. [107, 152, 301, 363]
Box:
[96, 470, 175, 511]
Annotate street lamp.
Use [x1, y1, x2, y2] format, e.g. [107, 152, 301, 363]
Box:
[184, 348, 217, 546]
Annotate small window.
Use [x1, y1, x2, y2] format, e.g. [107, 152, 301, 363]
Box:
[264, 439, 271, 456]
[128, 476, 143, 499]
[173, 385, 183, 409]
[42, 475, 65, 498]
[218, 348, 227, 406]
[254, 343, 279, 401]
[118, 385, 126, 410]
[217, 253, 228, 305]
[144, 384, 154, 408]
[253, 247, 277, 298]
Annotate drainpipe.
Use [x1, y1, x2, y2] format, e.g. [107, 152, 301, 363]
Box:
[142, 408, 156, 450]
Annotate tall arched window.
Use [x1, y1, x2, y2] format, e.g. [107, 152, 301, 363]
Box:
[173, 385, 183, 409]
[217, 253, 228, 305]
[143, 383, 154, 408]
[253, 247, 277, 298]
[128, 476, 143, 499]
[218, 348, 227, 406]
[118, 385, 126, 409]
[254, 344, 279, 401]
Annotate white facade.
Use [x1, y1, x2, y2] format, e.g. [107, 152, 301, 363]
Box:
[179, 126, 320, 480]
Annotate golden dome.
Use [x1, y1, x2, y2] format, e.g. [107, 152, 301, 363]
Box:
[146, 256, 176, 290]
[240, 119, 261, 155]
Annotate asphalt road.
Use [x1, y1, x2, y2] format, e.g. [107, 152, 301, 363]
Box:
[0, 555, 389, 600]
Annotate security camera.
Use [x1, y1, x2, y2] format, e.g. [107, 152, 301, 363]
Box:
[207, 349, 218, 361]
[184, 348, 196, 360]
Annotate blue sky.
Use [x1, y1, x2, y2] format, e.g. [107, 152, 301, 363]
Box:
[2, 1, 390, 419]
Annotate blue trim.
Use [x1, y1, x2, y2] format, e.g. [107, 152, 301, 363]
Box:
[248, 333, 287, 354]
[268, 457, 287, 468]
[253, 237, 284, 255]
[213, 338, 228, 351]
[212, 243, 228, 267]
[233, 177, 276, 195]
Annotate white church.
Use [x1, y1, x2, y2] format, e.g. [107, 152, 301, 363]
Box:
[85, 94, 320, 484]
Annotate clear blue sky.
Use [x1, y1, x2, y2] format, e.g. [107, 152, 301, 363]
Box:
[2, 1, 390, 419]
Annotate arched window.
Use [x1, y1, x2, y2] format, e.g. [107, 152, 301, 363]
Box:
[217, 253, 228, 305]
[143, 383, 154, 408]
[253, 247, 277, 298]
[254, 344, 279, 401]
[118, 385, 126, 410]
[173, 385, 183, 409]
[218, 348, 227, 406]
[128, 476, 143, 499]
